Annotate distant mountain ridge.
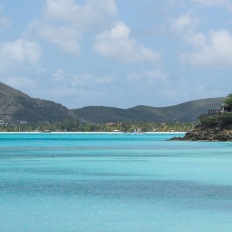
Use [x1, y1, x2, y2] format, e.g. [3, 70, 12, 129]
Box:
[72, 97, 225, 123]
[0, 82, 225, 123]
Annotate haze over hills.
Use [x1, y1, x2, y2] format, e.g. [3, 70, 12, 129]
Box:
[0, 82, 225, 123]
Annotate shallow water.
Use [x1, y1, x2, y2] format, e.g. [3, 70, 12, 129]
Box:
[0, 133, 232, 232]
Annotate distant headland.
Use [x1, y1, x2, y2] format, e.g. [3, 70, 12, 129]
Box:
[172, 94, 232, 141]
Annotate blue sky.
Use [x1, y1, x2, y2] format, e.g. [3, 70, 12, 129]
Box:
[0, 0, 232, 109]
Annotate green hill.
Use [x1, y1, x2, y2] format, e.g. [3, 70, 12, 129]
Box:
[73, 98, 225, 123]
[0, 82, 76, 122]
[0, 82, 225, 123]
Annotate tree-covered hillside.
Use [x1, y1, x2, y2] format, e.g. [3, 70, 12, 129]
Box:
[0, 81, 225, 124]
[0, 82, 76, 122]
[73, 98, 225, 123]
[175, 94, 232, 141]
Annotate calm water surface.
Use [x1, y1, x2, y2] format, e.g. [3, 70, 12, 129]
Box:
[0, 133, 232, 232]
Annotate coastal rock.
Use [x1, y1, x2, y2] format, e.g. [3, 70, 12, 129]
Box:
[176, 127, 232, 141]
[172, 94, 232, 142]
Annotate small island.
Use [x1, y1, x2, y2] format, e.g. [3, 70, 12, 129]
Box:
[173, 94, 232, 141]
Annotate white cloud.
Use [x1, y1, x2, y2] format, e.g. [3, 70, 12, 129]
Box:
[185, 31, 206, 47]
[0, 39, 42, 69]
[52, 69, 114, 88]
[0, 4, 10, 31]
[31, 21, 81, 54]
[93, 21, 160, 63]
[128, 70, 168, 84]
[127, 69, 170, 88]
[50, 87, 105, 100]
[181, 29, 232, 67]
[44, 0, 117, 24]
[193, 0, 232, 9]
[169, 0, 232, 11]
[28, 0, 117, 54]
[2, 76, 37, 90]
[50, 69, 115, 99]
[170, 14, 199, 33]
[0, 16, 10, 31]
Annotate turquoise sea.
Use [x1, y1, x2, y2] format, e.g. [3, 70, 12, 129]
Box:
[1, 133, 232, 232]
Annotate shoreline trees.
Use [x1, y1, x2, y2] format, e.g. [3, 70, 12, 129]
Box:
[0, 121, 195, 132]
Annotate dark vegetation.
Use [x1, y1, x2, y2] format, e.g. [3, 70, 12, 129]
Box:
[173, 94, 232, 141]
[0, 121, 195, 132]
[73, 98, 224, 123]
[199, 113, 232, 128]
[199, 93, 232, 129]
[0, 82, 75, 122]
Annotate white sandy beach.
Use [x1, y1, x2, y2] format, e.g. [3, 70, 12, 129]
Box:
[0, 131, 186, 134]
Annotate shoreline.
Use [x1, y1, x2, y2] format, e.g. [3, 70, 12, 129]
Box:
[0, 131, 186, 134]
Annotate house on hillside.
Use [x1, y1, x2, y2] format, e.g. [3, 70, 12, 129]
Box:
[220, 104, 232, 113]
[202, 103, 232, 118]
